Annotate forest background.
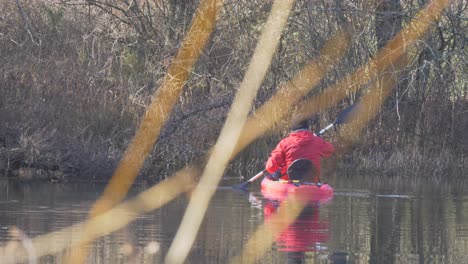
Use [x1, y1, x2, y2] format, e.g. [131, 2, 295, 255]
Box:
[0, 0, 466, 183]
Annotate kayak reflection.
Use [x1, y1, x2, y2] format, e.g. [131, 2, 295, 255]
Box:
[247, 177, 348, 263]
[263, 198, 329, 261]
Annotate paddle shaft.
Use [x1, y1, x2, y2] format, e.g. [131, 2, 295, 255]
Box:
[318, 123, 334, 136]
[246, 170, 266, 184]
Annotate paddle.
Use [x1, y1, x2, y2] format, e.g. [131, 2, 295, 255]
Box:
[233, 170, 266, 190]
[233, 103, 358, 190]
[317, 103, 357, 136]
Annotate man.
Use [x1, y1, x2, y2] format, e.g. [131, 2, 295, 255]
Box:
[265, 114, 335, 183]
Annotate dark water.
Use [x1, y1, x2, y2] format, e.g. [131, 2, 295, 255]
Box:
[1, 174, 468, 264]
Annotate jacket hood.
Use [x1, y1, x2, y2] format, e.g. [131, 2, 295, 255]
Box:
[289, 130, 315, 141]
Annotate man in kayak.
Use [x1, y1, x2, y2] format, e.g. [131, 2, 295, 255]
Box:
[265, 114, 335, 183]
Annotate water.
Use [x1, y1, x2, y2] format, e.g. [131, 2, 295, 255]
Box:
[1, 175, 468, 263]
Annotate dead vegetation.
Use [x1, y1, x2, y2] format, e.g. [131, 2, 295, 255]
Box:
[0, 0, 466, 182]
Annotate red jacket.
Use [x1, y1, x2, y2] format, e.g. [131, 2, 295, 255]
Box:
[265, 130, 335, 181]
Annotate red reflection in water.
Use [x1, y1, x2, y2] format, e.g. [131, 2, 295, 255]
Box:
[263, 201, 329, 254]
[249, 179, 346, 263]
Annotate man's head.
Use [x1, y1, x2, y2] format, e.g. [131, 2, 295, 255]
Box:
[290, 113, 309, 131]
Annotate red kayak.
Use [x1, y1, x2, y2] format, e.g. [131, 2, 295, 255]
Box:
[260, 177, 334, 202]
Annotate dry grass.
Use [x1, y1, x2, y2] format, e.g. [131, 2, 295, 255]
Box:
[1, 0, 466, 183]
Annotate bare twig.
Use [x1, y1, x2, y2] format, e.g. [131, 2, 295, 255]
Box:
[14, 0, 41, 45]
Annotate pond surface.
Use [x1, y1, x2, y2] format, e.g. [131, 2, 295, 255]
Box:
[0, 174, 467, 264]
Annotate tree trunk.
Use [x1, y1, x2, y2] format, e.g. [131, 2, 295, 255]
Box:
[375, 0, 404, 143]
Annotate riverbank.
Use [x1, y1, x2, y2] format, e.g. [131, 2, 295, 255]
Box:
[1, 125, 466, 183]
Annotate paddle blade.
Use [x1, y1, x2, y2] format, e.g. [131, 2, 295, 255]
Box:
[334, 103, 358, 126]
[232, 181, 250, 191]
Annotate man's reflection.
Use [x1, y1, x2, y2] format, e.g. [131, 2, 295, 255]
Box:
[263, 199, 328, 263]
[249, 193, 348, 263]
